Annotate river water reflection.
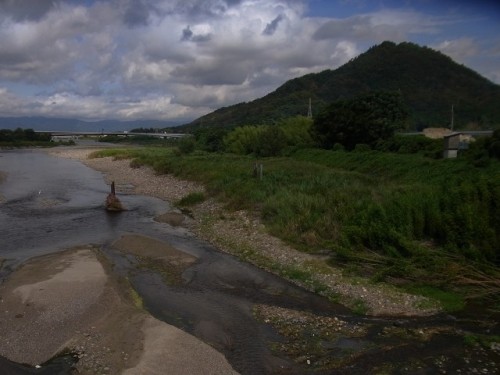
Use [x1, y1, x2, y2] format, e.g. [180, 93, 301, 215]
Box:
[1, 149, 499, 375]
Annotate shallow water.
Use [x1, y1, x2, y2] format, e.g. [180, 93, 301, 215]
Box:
[0, 150, 169, 262]
[1, 149, 499, 375]
[0, 150, 348, 373]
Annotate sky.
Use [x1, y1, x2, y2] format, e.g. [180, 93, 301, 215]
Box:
[0, 0, 499, 123]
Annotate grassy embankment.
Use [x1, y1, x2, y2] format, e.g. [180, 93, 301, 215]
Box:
[92, 147, 500, 312]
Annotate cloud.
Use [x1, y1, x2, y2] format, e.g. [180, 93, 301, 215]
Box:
[432, 37, 479, 61]
[0, 0, 498, 123]
[313, 9, 458, 43]
[181, 25, 212, 42]
[0, 0, 59, 21]
[123, 0, 152, 27]
[263, 14, 284, 35]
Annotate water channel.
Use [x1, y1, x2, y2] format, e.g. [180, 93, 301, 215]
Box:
[0, 149, 499, 374]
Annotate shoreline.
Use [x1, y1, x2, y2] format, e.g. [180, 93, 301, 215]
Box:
[50, 147, 439, 317]
[0, 241, 238, 375]
[0, 148, 239, 374]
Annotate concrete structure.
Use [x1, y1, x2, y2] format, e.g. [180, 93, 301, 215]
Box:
[443, 133, 461, 158]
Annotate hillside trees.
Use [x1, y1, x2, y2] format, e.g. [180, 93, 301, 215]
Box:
[311, 91, 408, 150]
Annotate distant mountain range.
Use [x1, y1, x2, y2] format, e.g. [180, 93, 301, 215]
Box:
[181, 41, 500, 131]
[0, 117, 182, 132]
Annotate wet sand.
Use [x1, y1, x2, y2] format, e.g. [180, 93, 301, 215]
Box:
[0, 243, 238, 374]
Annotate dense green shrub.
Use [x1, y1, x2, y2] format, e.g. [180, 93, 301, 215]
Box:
[194, 126, 229, 152]
[223, 125, 261, 154]
[376, 134, 441, 155]
[223, 116, 313, 157]
[311, 91, 408, 150]
[0, 128, 54, 146]
[177, 136, 196, 154]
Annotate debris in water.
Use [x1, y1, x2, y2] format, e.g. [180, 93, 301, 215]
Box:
[105, 181, 124, 211]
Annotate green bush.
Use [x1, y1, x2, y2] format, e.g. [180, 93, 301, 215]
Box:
[177, 136, 196, 154]
[177, 192, 206, 206]
[223, 116, 314, 157]
[311, 91, 408, 150]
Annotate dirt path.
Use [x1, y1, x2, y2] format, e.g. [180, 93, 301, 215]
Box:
[50, 147, 439, 317]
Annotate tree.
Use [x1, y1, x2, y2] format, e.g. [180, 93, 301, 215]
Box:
[254, 126, 287, 157]
[194, 126, 229, 152]
[311, 91, 408, 150]
[223, 126, 261, 154]
[278, 116, 314, 148]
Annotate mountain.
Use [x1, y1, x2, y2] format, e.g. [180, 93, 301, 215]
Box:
[181, 41, 500, 131]
[0, 117, 182, 132]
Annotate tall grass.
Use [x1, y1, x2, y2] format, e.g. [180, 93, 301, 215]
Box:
[93, 147, 500, 298]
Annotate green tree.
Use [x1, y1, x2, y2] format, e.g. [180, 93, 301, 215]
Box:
[311, 91, 409, 150]
[223, 126, 261, 154]
[24, 128, 36, 141]
[194, 126, 229, 152]
[278, 116, 314, 148]
[254, 126, 287, 157]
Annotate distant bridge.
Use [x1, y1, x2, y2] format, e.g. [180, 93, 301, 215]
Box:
[34, 130, 190, 139]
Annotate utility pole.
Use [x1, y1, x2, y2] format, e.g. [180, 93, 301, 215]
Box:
[451, 104, 454, 131]
[307, 98, 312, 119]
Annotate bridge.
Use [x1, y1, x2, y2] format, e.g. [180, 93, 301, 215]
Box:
[34, 130, 190, 140]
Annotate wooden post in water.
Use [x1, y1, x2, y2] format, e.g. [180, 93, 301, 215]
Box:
[106, 181, 124, 211]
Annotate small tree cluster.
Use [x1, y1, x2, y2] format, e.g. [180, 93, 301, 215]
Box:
[311, 91, 408, 150]
[466, 129, 500, 165]
[0, 128, 51, 142]
[223, 116, 313, 156]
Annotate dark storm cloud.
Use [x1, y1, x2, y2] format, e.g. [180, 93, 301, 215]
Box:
[180, 26, 211, 42]
[123, 0, 151, 27]
[0, 0, 59, 21]
[171, 60, 250, 86]
[181, 26, 194, 41]
[263, 14, 284, 36]
[166, 0, 244, 19]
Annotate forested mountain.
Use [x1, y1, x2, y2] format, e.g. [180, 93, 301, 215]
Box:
[182, 41, 500, 131]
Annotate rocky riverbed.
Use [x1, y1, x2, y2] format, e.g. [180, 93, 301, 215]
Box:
[1, 146, 498, 374]
[50, 147, 438, 317]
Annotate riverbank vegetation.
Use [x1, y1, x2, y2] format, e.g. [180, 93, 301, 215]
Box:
[91, 128, 500, 311]
[93, 88, 500, 312]
[0, 128, 73, 147]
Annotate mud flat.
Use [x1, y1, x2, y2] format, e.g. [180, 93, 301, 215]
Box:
[0, 246, 238, 375]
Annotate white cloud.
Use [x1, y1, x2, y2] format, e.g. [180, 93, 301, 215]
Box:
[0, 0, 498, 122]
[432, 37, 479, 61]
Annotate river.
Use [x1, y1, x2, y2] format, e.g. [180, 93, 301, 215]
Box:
[0, 149, 499, 374]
